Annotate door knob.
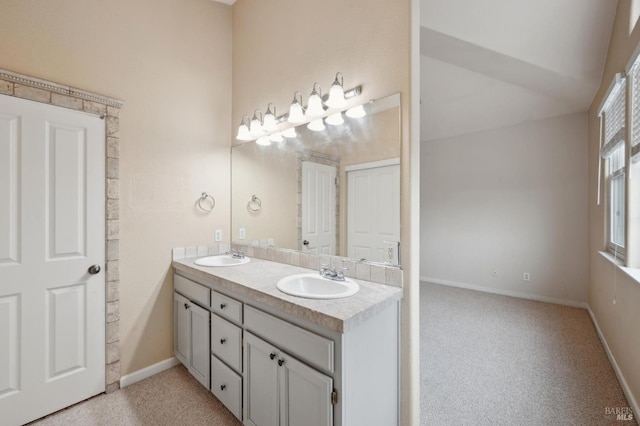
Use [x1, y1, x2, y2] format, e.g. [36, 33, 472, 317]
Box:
[88, 264, 101, 275]
[303, 240, 309, 246]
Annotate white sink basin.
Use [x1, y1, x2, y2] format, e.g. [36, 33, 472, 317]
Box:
[276, 273, 359, 299]
[194, 255, 250, 267]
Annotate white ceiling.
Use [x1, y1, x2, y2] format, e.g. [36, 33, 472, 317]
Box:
[421, 0, 618, 142]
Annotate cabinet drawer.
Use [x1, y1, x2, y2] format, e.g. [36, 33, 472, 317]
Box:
[174, 274, 209, 307]
[211, 291, 242, 324]
[211, 355, 242, 422]
[211, 314, 242, 372]
[244, 306, 334, 373]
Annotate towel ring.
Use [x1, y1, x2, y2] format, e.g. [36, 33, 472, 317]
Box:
[197, 192, 215, 212]
[247, 195, 262, 213]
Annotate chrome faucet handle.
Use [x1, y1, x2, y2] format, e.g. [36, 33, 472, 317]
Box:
[335, 267, 349, 281]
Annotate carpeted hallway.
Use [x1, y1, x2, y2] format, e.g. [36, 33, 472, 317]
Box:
[420, 282, 634, 426]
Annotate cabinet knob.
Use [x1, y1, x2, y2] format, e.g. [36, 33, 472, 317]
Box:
[220, 384, 226, 391]
[184, 303, 189, 310]
[278, 359, 285, 367]
[220, 303, 227, 309]
[220, 338, 226, 345]
[269, 352, 276, 360]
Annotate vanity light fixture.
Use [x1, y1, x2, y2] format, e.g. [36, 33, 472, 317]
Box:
[307, 118, 326, 132]
[236, 116, 252, 141]
[325, 112, 344, 126]
[288, 92, 306, 123]
[282, 127, 297, 138]
[345, 104, 366, 118]
[263, 103, 277, 132]
[325, 72, 346, 109]
[269, 132, 284, 143]
[256, 136, 271, 146]
[249, 110, 265, 137]
[306, 83, 325, 118]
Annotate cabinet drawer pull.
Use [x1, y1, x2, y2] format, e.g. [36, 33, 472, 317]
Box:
[220, 303, 227, 309]
[220, 384, 226, 391]
[220, 338, 226, 345]
[278, 359, 285, 367]
[184, 303, 189, 310]
[269, 352, 276, 360]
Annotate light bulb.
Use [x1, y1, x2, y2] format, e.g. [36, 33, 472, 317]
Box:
[307, 118, 325, 132]
[256, 136, 271, 146]
[288, 92, 305, 123]
[236, 116, 251, 141]
[250, 111, 264, 137]
[325, 112, 344, 126]
[263, 104, 277, 132]
[282, 127, 297, 138]
[306, 83, 325, 118]
[345, 104, 366, 118]
[269, 132, 284, 143]
[326, 73, 346, 109]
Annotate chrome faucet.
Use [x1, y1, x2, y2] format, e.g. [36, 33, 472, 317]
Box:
[319, 264, 348, 281]
[229, 249, 245, 259]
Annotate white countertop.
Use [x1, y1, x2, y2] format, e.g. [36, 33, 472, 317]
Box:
[172, 257, 403, 333]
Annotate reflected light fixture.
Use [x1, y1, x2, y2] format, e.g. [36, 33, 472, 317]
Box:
[263, 103, 277, 132]
[345, 104, 366, 118]
[249, 110, 264, 137]
[325, 112, 344, 126]
[288, 92, 305, 123]
[306, 83, 325, 118]
[256, 136, 271, 146]
[236, 115, 251, 141]
[282, 127, 297, 138]
[307, 118, 325, 132]
[269, 132, 284, 143]
[326, 72, 346, 109]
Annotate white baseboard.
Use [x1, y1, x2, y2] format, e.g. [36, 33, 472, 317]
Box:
[587, 308, 639, 418]
[120, 357, 180, 388]
[420, 276, 589, 309]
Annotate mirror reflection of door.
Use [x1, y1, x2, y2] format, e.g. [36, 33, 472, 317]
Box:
[347, 159, 400, 264]
[301, 161, 337, 254]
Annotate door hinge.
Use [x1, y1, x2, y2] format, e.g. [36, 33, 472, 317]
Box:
[331, 390, 338, 405]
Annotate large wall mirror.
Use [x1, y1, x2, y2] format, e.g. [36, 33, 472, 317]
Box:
[231, 93, 401, 265]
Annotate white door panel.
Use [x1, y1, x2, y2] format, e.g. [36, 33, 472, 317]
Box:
[0, 94, 105, 425]
[347, 163, 400, 264]
[302, 162, 336, 255]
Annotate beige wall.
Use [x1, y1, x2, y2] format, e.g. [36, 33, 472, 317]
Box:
[232, 0, 418, 423]
[421, 113, 590, 304]
[0, 0, 233, 375]
[588, 0, 640, 411]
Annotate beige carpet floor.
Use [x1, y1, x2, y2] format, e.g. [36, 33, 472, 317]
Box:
[30, 365, 241, 426]
[420, 282, 635, 426]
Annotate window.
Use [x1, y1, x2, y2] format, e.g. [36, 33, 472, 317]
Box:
[599, 75, 626, 257]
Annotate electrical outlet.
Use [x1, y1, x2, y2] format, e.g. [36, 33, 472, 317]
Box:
[214, 229, 222, 242]
[492, 269, 499, 277]
[523, 272, 531, 281]
[239, 228, 246, 240]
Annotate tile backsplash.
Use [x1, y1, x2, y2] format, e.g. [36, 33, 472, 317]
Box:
[172, 243, 403, 288]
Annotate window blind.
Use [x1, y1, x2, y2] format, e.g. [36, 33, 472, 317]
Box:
[600, 78, 626, 159]
[631, 60, 640, 162]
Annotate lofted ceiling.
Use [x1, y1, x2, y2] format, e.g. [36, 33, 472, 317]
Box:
[421, 0, 618, 142]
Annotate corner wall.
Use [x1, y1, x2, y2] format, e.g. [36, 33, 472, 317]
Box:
[421, 113, 590, 305]
[588, 0, 640, 411]
[0, 0, 233, 377]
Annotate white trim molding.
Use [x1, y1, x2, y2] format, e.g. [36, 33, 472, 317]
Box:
[587, 308, 640, 418]
[420, 276, 589, 309]
[119, 357, 180, 388]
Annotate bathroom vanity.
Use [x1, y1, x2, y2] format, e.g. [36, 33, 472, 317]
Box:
[172, 257, 402, 426]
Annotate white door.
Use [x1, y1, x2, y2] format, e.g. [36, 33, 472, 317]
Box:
[0, 94, 105, 425]
[301, 161, 336, 255]
[174, 292, 190, 367]
[347, 161, 400, 264]
[244, 332, 279, 426]
[189, 303, 210, 388]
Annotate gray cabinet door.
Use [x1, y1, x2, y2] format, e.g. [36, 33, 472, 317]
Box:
[244, 332, 280, 426]
[279, 353, 333, 426]
[189, 302, 210, 388]
[174, 292, 190, 367]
